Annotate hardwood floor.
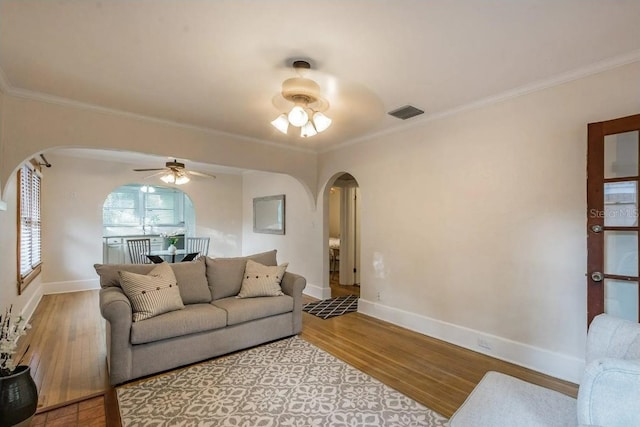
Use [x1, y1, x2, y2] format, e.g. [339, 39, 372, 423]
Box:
[329, 273, 360, 298]
[16, 291, 109, 410]
[19, 289, 578, 423]
[31, 394, 107, 427]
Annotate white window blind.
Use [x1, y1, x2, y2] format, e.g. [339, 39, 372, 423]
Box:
[19, 163, 42, 282]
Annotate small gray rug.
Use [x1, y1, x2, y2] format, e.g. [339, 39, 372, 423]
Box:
[117, 336, 448, 426]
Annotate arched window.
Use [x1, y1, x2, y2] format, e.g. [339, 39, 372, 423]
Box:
[102, 184, 195, 264]
[103, 184, 194, 233]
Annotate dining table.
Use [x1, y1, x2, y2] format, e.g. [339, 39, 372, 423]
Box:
[149, 249, 188, 263]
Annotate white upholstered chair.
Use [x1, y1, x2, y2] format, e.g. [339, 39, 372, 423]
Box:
[449, 314, 640, 427]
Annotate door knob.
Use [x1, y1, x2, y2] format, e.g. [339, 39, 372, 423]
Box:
[591, 272, 604, 282]
[591, 225, 603, 233]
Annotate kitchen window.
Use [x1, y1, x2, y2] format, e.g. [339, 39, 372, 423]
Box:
[103, 184, 190, 233]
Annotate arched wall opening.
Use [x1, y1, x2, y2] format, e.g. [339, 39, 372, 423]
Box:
[323, 172, 361, 298]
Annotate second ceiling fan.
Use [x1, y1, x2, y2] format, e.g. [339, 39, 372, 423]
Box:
[133, 159, 216, 185]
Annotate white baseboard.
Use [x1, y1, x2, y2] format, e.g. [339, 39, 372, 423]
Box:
[20, 283, 44, 324]
[358, 298, 585, 383]
[303, 282, 332, 300]
[42, 279, 100, 295]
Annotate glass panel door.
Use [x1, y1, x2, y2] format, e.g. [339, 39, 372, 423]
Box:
[604, 279, 639, 322]
[587, 115, 640, 325]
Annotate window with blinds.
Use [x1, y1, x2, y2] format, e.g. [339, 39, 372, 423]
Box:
[18, 163, 42, 293]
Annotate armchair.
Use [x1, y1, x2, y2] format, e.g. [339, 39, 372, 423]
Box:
[449, 314, 640, 427]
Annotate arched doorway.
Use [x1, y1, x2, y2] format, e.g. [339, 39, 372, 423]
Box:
[328, 173, 361, 297]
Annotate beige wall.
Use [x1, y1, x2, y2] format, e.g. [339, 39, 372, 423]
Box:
[318, 61, 640, 381]
[242, 171, 326, 298]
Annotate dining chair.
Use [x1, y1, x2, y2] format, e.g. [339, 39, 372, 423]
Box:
[146, 255, 164, 264]
[186, 237, 210, 259]
[180, 252, 200, 262]
[127, 238, 151, 264]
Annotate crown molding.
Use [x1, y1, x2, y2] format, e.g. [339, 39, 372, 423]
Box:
[2, 48, 639, 157]
[0, 74, 316, 155]
[322, 49, 640, 154]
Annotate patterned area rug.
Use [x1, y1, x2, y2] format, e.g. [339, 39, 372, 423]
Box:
[117, 336, 448, 426]
[303, 294, 359, 319]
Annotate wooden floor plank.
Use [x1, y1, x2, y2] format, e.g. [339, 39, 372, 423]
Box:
[18, 289, 578, 420]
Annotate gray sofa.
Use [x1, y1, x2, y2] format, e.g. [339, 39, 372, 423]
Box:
[449, 313, 640, 427]
[95, 250, 306, 385]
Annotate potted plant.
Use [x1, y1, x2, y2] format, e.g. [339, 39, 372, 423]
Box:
[161, 230, 183, 254]
[0, 306, 37, 427]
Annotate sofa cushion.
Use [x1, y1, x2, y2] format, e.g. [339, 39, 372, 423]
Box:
[169, 257, 211, 304]
[130, 303, 227, 344]
[237, 260, 288, 298]
[212, 295, 293, 326]
[95, 263, 154, 288]
[94, 260, 211, 304]
[205, 250, 278, 300]
[119, 262, 185, 322]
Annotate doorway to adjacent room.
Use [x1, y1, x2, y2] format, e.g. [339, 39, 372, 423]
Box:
[328, 173, 361, 298]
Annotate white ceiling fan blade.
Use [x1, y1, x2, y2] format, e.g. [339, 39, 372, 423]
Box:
[144, 171, 167, 179]
[188, 170, 216, 179]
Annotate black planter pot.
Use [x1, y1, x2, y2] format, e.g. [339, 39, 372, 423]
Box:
[0, 366, 38, 427]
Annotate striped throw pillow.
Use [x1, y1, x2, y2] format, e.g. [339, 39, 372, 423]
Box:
[119, 262, 185, 321]
[237, 260, 288, 298]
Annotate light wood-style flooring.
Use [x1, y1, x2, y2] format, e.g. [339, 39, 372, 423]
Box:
[18, 289, 578, 424]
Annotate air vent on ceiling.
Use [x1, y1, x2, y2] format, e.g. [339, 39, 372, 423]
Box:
[388, 105, 424, 120]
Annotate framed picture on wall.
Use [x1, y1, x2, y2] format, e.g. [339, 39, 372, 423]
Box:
[253, 194, 285, 235]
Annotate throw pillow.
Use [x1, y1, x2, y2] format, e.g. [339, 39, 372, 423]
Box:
[170, 257, 212, 304]
[119, 262, 185, 321]
[205, 250, 278, 300]
[94, 263, 155, 288]
[237, 259, 288, 298]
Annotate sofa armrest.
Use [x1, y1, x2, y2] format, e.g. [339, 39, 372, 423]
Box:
[99, 287, 134, 385]
[280, 271, 306, 297]
[577, 358, 640, 427]
[100, 286, 131, 321]
[280, 271, 306, 334]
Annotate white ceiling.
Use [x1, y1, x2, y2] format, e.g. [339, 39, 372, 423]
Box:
[1, 0, 639, 154]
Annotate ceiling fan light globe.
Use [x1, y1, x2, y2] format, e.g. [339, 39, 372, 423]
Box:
[312, 112, 332, 133]
[160, 173, 175, 184]
[271, 114, 289, 134]
[301, 121, 317, 138]
[175, 175, 190, 185]
[288, 105, 308, 127]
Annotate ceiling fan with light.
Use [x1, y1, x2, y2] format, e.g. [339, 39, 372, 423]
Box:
[271, 60, 332, 138]
[133, 159, 216, 185]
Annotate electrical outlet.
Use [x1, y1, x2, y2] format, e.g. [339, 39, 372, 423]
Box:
[477, 338, 492, 351]
[376, 292, 381, 301]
